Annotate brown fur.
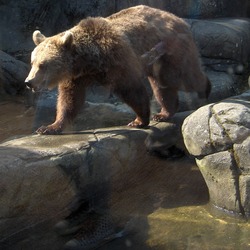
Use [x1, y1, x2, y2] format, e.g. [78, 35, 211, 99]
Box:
[25, 5, 207, 134]
[142, 33, 211, 121]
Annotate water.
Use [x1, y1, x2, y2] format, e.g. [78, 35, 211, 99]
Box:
[1, 98, 250, 250]
[0, 97, 34, 142]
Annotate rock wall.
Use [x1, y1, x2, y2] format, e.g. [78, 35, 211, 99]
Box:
[0, 0, 116, 59]
[0, 50, 28, 95]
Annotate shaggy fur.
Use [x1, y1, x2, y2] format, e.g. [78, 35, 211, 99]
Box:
[25, 5, 209, 134]
[142, 34, 211, 121]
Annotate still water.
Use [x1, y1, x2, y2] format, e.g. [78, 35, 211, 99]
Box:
[1, 98, 250, 250]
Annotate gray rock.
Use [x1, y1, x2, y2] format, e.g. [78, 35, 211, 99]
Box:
[188, 18, 250, 99]
[145, 111, 192, 157]
[0, 51, 29, 95]
[189, 19, 250, 63]
[182, 90, 250, 215]
[0, 118, 188, 219]
[0, 121, 189, 248]
[32, 98, 135, 133]
[196, 151, 242, 213]
[182, 92, 250, 156]
[0, 0, 116, 60]
[205, 71, 241, 102]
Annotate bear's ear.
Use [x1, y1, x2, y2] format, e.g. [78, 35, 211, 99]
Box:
[33, 30, 46, 45]
[61, 31, 73, 47]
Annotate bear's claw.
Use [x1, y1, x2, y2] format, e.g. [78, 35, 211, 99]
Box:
[152, 113, 170, 122]
[127, 120, 147, 128]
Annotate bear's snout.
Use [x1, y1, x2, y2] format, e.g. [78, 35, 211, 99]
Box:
[25, 78, 40, 92]
[25, 78, 33, 90]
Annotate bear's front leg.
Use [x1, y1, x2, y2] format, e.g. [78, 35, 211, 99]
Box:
[36, 80, 86, 135]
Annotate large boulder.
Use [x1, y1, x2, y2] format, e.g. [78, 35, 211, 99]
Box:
[182, 90, 250, 216]
[189, 19, 250, 63]
[0, 117, 196, 249]
[188, 18, 250, 103]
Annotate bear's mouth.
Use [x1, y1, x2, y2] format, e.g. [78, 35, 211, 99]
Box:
[26, 82, 48, 93]
[26, 85, 36, 92]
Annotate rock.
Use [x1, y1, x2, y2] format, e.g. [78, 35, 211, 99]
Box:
[32, 95, 135, 132]
[188, 18, 250, 100]
[182, 90, 250, 216]
[0, 121, 192, 249]
[145, 111, 192, 158]
[205, 70, 240, 103]
[189, 19, 250, 63]
[0, 0, 116, 61]
[0, 51, 29, 95]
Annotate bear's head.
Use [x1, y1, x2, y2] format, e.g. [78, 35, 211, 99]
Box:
[25, 30, 74, 91]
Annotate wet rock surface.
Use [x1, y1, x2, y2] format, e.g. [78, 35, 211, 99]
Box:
[0, 120, 207, 250]
[182, 90, 250, 216]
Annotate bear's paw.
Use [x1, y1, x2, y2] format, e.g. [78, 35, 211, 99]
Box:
[36, 124, 63, 135]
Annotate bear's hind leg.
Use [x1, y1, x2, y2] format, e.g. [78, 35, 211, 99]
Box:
[36, 80, 86, 134]
[148, 76, 178, 122]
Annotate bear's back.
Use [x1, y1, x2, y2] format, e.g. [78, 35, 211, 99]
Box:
[107, 5, 190, 54]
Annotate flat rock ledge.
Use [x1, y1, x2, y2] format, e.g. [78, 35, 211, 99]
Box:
[182, 90, 250, 216]
[0, 113, 192, 249]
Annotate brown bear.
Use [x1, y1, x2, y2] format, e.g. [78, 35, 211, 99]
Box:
[141, 33, 211, 121]
[25, 5, 210, 134]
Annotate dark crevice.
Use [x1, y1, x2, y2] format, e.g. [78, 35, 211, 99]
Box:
[209, 104, 246, 218]
[229, 149, 246, 218]
[207, 104, 216, 152]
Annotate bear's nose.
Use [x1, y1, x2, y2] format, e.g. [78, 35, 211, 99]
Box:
[25, 79, 33, 90]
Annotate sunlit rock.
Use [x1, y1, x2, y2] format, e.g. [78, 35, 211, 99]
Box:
[0, 122, 189, 248]
[182, 90, 250, 216]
